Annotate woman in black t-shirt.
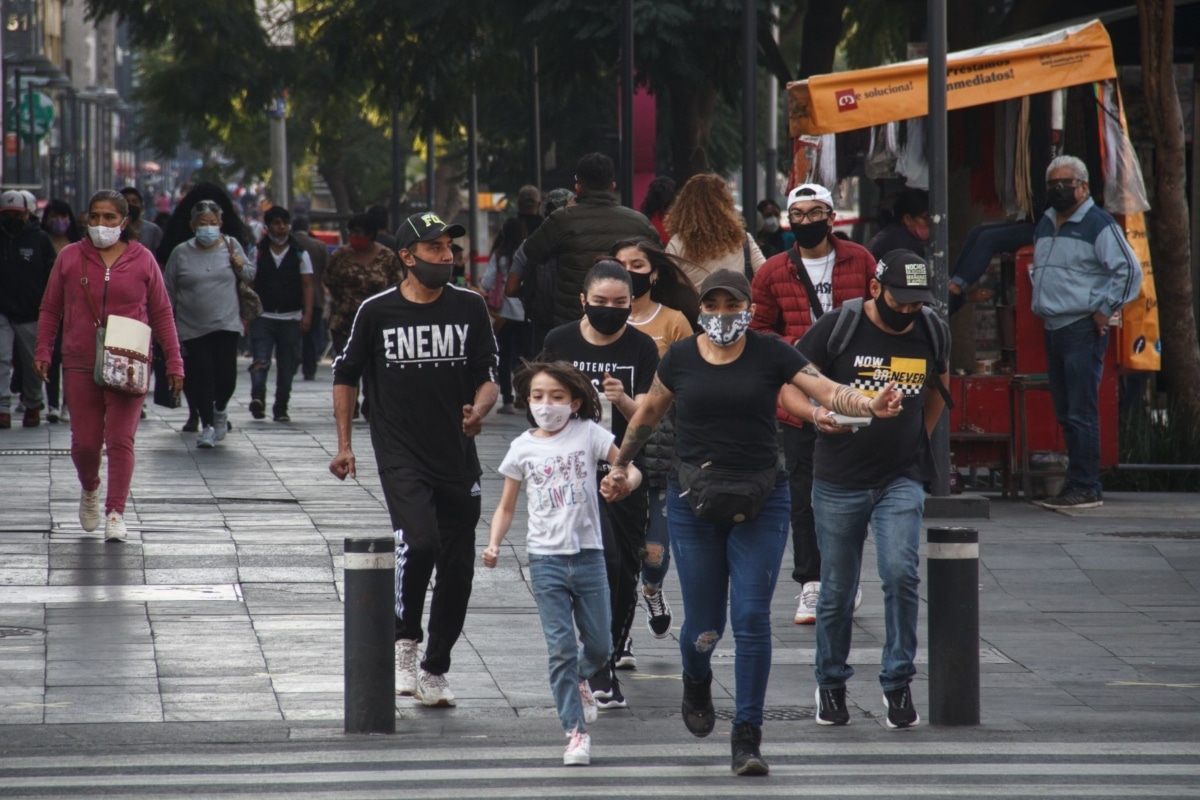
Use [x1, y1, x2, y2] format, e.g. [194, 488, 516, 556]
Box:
[603, 269, 901, 777]
[540, 259, 660, 711]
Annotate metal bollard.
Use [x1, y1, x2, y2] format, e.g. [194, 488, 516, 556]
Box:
[344, 537, 396, 734]
[926, 526, 980, 726]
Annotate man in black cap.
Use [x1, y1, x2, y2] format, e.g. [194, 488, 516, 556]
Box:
[329, 211, 499, 708]
[785, 248, 949, 731]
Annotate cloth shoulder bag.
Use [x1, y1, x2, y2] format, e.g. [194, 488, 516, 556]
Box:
[227, 237, 263, 324]
[80, 259, 152, 397]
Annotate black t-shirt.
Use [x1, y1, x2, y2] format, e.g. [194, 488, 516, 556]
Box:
[798, 307, 944, 489]
[540, 321, 659, 447]
[659, 330, 808, 472]
[332, 284, 498, 482]
[867, 223, 928, 261]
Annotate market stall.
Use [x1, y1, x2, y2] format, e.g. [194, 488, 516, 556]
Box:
[785, 20, 1160, 496]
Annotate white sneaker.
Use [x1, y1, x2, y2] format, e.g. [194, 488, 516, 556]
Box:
[59, 404, 69, 423]
[579, 680, 598, 724]
[563, 728, 591, 766]
[79, 489, 101, 532]
[196, 425, 216, 448]
[415, 669, 456, 707]
[104, 511, 127, 542]
[213, 410, 228, 442]
[794, 581, 820, 625]
[853, 584, 863, 613]
[395, 639, 419, 696]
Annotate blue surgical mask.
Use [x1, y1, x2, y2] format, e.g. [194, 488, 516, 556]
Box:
[195, 225, 221, 246]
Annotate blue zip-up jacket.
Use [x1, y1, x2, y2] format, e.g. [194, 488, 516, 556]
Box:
[1030, 197, 1142, 331]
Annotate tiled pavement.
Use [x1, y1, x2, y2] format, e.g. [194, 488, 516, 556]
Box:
[1, 359, 1199, 741]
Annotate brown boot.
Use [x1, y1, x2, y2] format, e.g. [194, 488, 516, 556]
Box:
[0, 412, 10, 429]
[22, 408, 39, 427]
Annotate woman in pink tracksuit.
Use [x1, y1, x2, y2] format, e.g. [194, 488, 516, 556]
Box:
[33, 190, 184, 543]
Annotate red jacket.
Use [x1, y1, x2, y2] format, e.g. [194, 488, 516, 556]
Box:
[750, 235, 876, 428]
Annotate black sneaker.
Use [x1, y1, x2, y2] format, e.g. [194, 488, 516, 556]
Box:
[249, 399, 266, 420]
[681, 671, 715, 737]
[596, 668, 626, 709]
[588, 665, 612, 702]
[182, 410, 200, 432]
[882, 684, 920, 729]
[815, 686, 850, 726]
[614, 637, 636, 670]
[273, 411, 291, 422]
[1037, 486, 1103, 510]
[730, 722, 769, 776]
[644, 588, 673, 638]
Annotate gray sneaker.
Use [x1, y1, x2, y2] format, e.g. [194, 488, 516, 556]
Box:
[196, 426, 216, 449]
[213, 410, 228, 441]
[1037, 487, 1103, 510]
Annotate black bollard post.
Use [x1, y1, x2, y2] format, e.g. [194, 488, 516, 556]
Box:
[926, 526, 980, 726]
[344, 536, 396, 734]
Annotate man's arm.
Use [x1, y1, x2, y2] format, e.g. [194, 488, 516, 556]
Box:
[924, 371, 950, 436]
[1093, 221, 1143, 326]
[300, 273, 314, 332]
[330, 384, 358, 480]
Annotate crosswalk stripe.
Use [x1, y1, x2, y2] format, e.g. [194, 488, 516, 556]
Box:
[1, 740, 1196, 771]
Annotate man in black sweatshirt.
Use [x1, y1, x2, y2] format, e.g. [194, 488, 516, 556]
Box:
[0, 190, 56, 428]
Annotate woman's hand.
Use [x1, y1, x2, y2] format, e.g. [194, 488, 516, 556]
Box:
[33, 360, 50, 383]
[168, 374, 184, 396]
[601, 465, 632, 502]
[482, 545, 500, 569]
[600, 372, 625, 404]
[870, 382, 904, 418]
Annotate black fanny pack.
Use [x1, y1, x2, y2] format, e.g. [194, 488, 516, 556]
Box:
[675, 459, 778, 524]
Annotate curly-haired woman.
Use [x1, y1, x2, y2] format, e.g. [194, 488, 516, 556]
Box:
[665, 175, 765, 290]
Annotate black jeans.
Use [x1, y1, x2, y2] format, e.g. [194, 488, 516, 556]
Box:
[381, 465, 481, 676]
[301, 306, 326, 379]
[182, 330, 240, 428]
[780, 423, 820, 584]
[495, 319, 532, 404]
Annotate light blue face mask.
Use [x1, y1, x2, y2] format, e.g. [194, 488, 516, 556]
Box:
[195, 225, 221, 246]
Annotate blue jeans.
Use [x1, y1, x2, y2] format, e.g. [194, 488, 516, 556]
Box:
[812, 476, 923, 692]
[667, 477, 790, 727]
[1044, 317, 1106, 495]
[641, 488, 670, 589]
[529, 550, 611, 734]
[949, 221, 1034, 314]
[248, 316, 301, 413]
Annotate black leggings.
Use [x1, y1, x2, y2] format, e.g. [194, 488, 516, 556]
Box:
[182, 330, 240, 427]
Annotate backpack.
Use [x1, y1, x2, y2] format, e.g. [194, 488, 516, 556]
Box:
[825, 298, 955, 409]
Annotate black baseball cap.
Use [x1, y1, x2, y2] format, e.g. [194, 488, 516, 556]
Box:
[395, 212, 465, 250]
[874, 249, 936, 304]
[698, 269, 752, 303]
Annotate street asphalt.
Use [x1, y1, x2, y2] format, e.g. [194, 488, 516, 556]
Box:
[1, 358, 1198, 797]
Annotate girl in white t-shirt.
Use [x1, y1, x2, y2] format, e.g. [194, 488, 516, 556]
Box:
[484, 361, 641, 767]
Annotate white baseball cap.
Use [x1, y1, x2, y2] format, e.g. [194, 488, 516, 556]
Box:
[786, 183, 834, 211]
[19, 190, 37, 213]
[0, 190, 27, 212]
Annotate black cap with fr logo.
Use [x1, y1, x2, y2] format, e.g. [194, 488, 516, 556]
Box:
[874, 249, 936, 305]
[395, 212, 466, 250]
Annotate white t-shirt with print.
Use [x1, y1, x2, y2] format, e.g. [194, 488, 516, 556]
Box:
[497, 418, 614, 555]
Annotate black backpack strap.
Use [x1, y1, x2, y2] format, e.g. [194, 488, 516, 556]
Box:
[827, 297, 864, 360]
[920, 307, 955, 409]
[742, 238, 754, 281]
[785, 247, 825, 321]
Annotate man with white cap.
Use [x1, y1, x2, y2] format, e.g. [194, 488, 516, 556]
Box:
[0, 189, 56, 428]
[749, 183, 876, 625]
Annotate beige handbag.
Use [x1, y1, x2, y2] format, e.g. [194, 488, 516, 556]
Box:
[81, 261, 153, 397]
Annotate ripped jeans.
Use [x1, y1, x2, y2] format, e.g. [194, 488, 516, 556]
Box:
[666, 476, 790, 727]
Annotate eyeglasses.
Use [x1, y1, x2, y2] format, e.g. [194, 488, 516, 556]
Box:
[788, 209, 830, 224]
[1046, 179, 1081, 190]
[193, 200, 222, 214]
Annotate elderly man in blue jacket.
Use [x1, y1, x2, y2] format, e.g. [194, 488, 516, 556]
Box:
[1030, 155, 1142, 510]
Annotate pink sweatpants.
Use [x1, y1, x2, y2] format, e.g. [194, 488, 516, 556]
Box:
[64, 370, 146, 515]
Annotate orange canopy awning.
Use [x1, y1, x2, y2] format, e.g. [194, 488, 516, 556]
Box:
[787, 20, 1117, 136]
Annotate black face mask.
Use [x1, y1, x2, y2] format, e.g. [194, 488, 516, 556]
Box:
[584, 304, 630, 335]
[792, 220, 830, 250]
[1046, 186, 1078, 213]
[628, 270, 653, 299]
[407, 256, 454, 289]
[875, 294, 921, 332]
[127, 206, 142, 223]
[0, 216, 24, 236]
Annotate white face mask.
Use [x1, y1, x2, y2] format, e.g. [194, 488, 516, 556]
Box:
[762, 215, 780, 233]
[529, 403, 573, 432]
[88, 224, 122, 249]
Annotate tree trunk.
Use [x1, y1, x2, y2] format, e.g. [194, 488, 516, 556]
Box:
[1137, 0, 1200, 417]
[318, 161, 353, 218]
[797, 0, 847, 79]
[669, 83, 718, 186]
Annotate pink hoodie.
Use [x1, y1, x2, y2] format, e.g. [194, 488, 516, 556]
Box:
[36, 239, 184, 376]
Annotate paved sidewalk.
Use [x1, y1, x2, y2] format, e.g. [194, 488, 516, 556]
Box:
[1, 361, 1198, 750]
